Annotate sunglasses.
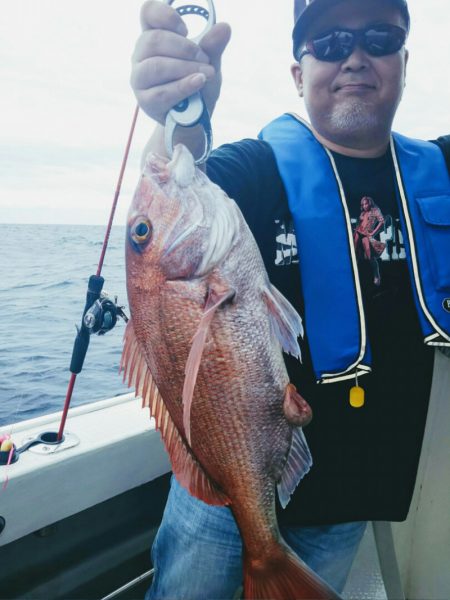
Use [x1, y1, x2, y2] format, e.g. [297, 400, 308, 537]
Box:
[297, 24, 407, 62]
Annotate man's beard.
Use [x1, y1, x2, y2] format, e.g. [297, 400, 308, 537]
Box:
[324, 99, 383, 140]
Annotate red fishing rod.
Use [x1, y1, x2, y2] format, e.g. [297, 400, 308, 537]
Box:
[3, 105, 139, 461]
[55, 105, 139, 442]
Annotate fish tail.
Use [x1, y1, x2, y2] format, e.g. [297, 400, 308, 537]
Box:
[243, 542, 341, 600]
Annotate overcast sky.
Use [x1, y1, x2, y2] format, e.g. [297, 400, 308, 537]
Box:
[0, 0, 449, 225]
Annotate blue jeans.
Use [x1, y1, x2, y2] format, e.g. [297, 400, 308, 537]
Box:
[147, 477, 366, 599]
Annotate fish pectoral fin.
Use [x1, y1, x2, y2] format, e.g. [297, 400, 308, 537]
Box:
[262, 285, 303, 360]
[277, 385, 313, 509]
[283, 383, 312, 427]
[277, 424, 313, 509]
[121, 320, 230, 507]
[183, 284, 236, 445]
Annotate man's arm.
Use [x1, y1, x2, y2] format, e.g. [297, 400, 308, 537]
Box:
[130, 0, 231, 163]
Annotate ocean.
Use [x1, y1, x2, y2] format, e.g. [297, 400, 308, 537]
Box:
[0, 224, 131, 427]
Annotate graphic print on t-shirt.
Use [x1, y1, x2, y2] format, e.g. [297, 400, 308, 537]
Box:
[274, 202, 407, 277]
[274, 219, 299, 266]
[353, 196, 386, 286]
[352, 196, 406, 286]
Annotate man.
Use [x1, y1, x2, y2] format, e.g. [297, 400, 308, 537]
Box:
[353, 197, 385, 285]
[131, 0, 450, 597]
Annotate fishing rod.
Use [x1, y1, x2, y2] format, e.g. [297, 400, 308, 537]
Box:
[56, 104, 139, 442]
[0, 105, 138, 467]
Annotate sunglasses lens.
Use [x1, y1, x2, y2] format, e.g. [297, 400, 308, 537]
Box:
[310, 30, 354, 61]
[305, 25, 406, 62]
[364, 26, 406, 56]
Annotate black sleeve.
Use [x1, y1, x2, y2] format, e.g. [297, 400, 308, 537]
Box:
[431, 135, 450, 173]
[206, 139, 285, 229]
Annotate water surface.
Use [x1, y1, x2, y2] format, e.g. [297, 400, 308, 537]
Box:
[0, 224, 130, 427]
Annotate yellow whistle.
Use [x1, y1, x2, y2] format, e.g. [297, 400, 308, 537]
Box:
[350, 386, 365, 408]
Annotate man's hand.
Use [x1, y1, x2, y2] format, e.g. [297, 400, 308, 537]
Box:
[131, 0, 231, 126]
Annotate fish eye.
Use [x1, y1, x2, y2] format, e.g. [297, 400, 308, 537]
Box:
[131, 218, 152, 245]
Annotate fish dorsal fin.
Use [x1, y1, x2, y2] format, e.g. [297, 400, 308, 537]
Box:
[121, 320, 230, 506]
[277, 426, 313, 509]
[183, 285, 236, 445]
[262, 285, 303, 360]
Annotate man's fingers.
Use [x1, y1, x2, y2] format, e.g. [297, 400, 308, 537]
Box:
[131, 57, 215, 91]
[132, 3, 231, 127]
[140, 0, 188, 36]
[135, 73, 208, 123]
[133, 29, 210, 64]
[200, 23, 232, 70]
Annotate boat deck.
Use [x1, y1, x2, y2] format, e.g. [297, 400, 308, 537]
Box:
[343, 523, 387, 600]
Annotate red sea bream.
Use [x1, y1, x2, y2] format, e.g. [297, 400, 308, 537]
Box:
[122, 144, 340, 599]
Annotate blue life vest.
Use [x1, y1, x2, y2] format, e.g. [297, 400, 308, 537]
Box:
[260, 114, 450, 383]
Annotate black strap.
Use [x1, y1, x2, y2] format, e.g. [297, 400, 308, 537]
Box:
[431, 135, 450, 174]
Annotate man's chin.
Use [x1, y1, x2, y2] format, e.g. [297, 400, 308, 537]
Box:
[326, 102, 381, 137]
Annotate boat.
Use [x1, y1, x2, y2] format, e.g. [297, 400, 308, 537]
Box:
[0, 348, 449, 599]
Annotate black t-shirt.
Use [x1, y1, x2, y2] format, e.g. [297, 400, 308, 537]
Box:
[206, 134, 450, 526]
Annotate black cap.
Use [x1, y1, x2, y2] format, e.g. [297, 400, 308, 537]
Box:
[293, 0, 410, 59]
